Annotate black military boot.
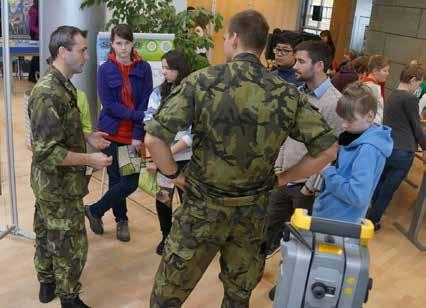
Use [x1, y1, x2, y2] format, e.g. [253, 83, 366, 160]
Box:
[156, 237, 166, 256]
[39, 282, 56, 303]
[60, 296, 91, 308]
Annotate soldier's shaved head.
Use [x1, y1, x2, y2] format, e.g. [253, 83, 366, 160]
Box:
[228, 10, 269, 53]
[49, 26, 88, 60]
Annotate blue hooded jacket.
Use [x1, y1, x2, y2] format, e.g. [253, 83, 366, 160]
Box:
[313, 124, 393, 223]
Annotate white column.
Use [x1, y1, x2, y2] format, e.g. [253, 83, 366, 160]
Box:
[40, 0, 106, 125]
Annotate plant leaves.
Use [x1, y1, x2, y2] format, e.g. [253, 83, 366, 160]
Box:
[81, 0, 223, 71]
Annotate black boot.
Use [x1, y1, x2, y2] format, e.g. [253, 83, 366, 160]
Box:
[268, 285, 277, 301]
[39, 282, 56, 303]
[156, 237, 166, 256]
[60, 296, 91, 308]
[85, 205, 104, 235]
[374, 222, 381, 231]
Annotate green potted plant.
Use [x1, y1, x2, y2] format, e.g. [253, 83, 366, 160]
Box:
[81, 0, 223, 71]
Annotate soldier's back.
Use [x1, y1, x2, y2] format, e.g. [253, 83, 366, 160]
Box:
[185, 53, 302, 199]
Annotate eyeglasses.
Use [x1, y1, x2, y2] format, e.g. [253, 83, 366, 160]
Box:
[273, 47, 293, 55]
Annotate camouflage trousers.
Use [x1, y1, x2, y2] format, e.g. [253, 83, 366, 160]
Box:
[150, 190, 269, 308]
[33, 198, 88, 299]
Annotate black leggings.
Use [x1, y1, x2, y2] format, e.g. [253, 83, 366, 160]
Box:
[156, 160, 188, 239]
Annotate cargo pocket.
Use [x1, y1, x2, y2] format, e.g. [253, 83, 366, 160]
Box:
[162, 240, 196, 287]
[37, 199, 84, 256]
[181, 199, 222, 244]
[46, 218, 73, 257]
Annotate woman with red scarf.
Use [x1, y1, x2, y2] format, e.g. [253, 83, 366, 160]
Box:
[85, 24, 153, 242]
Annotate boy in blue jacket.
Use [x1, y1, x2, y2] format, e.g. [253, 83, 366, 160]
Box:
[313, 82, 393, 223]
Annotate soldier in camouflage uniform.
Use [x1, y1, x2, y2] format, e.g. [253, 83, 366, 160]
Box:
[29, 26, 112, 308]
[145, 10, 338, 308]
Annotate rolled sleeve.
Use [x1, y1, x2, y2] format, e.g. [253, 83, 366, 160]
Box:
[305, 131, 337, 156]
[145, 118, 178, 144]
[33, 142, 69, 172]
[289, 94, 337, 156]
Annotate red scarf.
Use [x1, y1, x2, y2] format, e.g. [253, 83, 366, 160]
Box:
[105, 52, 142, 144]
[362, 76, 386, 102]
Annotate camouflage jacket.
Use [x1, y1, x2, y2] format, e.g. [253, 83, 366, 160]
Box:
[29, 65, 89, 201]
[145, 53, 336, 205]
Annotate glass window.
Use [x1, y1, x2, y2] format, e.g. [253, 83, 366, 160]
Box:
[300, 0, 334, 34]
